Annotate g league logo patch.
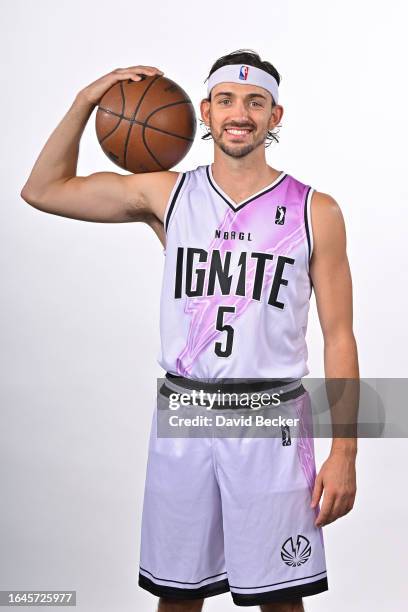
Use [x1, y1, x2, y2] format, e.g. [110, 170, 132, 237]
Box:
[239, 65, 249, 80]
[281, 425, 291, 446]
[275, 205, 286, 225]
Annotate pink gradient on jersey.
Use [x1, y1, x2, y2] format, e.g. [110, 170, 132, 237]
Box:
[295, 394, 325, 547]
[294, 395, 316, 496]
[176, 177, 308, 377]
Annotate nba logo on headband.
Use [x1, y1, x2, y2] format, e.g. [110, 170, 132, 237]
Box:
[239, 65, 249, 80]
[207, 64, 279, 104]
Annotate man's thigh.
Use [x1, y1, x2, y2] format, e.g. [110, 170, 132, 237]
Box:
[158, 597, 204, 611]
[261, 599, 304, 611]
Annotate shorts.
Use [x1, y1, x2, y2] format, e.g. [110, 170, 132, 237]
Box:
[138, 374, 328, 607]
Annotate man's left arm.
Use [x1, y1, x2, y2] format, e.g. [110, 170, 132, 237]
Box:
[308, 190, 359, 527]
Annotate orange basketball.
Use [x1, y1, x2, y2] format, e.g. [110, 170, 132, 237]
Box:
[95, 75, 196, 173]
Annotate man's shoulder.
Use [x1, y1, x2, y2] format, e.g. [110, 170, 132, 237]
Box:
[310, 190, 346, 258]
[311, 190, 342, 216]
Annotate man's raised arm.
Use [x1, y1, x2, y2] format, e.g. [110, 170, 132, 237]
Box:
[20, 65, 174, 224]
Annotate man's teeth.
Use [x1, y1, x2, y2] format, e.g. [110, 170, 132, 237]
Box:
[226, 129, 251, 134]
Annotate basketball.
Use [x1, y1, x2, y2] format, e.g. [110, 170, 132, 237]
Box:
[95, 75, 196, 174]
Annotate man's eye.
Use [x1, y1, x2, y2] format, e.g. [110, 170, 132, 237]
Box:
[218, 99, 262, 107]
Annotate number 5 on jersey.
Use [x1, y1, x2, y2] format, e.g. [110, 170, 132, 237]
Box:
[215, 305, 235, 357]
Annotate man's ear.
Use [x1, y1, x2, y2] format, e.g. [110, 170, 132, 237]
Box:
[200, 97, 210, 127]
[269, 104, 284, 130]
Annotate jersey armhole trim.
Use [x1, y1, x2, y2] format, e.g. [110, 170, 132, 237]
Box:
[304, 186, 314, 262]
[304, 186, 314, 298]
[164, 172, 187, 234]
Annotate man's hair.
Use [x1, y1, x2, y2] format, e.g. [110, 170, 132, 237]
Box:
[201, 48, 282, 146]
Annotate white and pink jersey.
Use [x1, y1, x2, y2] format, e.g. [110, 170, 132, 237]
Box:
[157, 164, 314, 380]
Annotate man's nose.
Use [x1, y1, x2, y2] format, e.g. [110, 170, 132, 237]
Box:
[230, 100, 252, 121]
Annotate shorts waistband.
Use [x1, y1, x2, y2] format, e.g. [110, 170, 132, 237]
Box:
[162, 373, 305, 408]
[165, 372, 300, 393]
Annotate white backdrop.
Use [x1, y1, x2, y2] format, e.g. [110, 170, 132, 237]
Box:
[1, 0, 407, 610]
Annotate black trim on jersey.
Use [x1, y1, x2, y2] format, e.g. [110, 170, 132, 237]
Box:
[162, 373, 306, 407]
[138, 571, 327, 605]
[229, 569, 327, 591]
[160, 381, 305, 408]
[164, 173, 187, 233]
[139, 571, 230, 600]
[206, 165, 288, 212]
[231, 576, 328, 606]
[165, 372, 295, 392]
[303, 186, 314, 298]
[304, 186, 312, 261]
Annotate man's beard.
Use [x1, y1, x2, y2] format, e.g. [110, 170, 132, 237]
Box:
[210, 122, 268, 158]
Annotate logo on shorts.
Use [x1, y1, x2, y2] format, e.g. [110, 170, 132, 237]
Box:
[239, 65, 249, 80]
[275, 205, 286, 225]
[281, 535, 311, 567]
[281, 425, 291, 446]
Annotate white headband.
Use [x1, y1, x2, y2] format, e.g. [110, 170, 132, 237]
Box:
[207, 64, 279, 104]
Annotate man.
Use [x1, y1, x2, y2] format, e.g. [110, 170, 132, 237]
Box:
[21, 49, 358, 611]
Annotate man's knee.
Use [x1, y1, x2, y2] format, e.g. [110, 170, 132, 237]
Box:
[158, 596, 204, 611]
[260, 598, 304, 612]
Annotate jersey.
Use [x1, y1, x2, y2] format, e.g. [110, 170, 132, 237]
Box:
[157, 164, 314, 380]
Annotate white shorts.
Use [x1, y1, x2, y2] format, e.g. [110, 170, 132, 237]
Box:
[138, 375, 328, 607]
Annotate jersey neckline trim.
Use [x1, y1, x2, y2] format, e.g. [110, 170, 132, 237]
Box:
[206, 164, 287, 212]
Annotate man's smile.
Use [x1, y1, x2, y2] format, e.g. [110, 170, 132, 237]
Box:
[224, 127, 253, 139]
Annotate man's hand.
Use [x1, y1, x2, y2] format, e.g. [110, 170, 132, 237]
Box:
[78, 65, 164, 107]
[310, 449, 357, 527]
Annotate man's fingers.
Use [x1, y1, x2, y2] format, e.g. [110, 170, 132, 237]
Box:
[315, 491, 335, 527]
[114, 66, 164, 76]
[316, 487, 356, 527]
[79, 65, 165, 106]
[330, 493, 355, 521]
[127, 69, 164, 82]
[310, 474, 323, 508]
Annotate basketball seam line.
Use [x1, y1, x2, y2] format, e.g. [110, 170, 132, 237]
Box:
[98, 82, 126, 145]
[142, 124, 165, 170]
[123, 75, 162, 170]
[98, 105, 195, 141]
[142, 100, 195, 169]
